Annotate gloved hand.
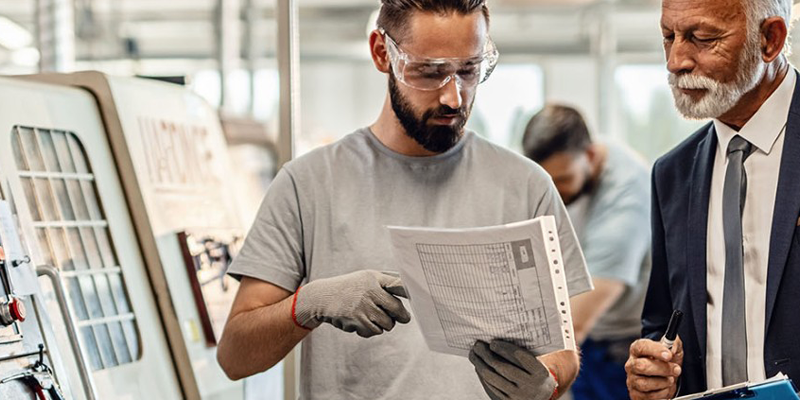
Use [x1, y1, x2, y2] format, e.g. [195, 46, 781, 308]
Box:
[293, 270, 411, 337]
[469, 340, 558, 400]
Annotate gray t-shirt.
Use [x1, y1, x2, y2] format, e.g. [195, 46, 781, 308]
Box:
[229, 128, 592, 400]
[567, 141, 651, 340]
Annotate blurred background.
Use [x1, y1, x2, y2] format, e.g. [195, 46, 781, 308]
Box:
[5, 0, 800, 160]
[1, 1, 799, 399]
[10, 0, 799, 163]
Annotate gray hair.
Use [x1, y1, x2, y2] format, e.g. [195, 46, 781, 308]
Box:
[744, 0, 791, 25]
[743, 0, 792, 53]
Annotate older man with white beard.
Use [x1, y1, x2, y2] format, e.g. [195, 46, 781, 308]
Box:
[625, 0, 800, 398]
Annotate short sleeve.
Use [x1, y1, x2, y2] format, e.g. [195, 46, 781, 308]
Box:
[227, 168, 305, 292]
[532, 174, 594, 297]
[581, 183, 651, 286]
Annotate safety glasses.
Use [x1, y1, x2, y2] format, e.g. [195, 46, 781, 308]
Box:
[381, 29, 499, 91]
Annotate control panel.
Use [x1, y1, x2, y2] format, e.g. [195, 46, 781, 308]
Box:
[0, 203, 68, 399]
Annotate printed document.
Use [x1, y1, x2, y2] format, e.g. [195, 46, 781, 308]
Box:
[387, 216, 575, 357]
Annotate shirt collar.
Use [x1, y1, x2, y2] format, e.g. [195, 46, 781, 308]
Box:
[713, 70, 796, 155]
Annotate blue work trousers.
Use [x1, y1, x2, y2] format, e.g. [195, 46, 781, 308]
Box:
[571, 337, 634, 400]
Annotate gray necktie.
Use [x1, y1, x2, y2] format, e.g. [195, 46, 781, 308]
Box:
[721, 135, 754, 386]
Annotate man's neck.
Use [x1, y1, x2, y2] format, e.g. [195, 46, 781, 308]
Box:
[717, 59, 790, 131]
[370, 94, 438, 157]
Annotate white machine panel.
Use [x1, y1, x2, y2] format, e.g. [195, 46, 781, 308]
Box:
[27, 72, 246, 399]
[0, 77, 183, 399]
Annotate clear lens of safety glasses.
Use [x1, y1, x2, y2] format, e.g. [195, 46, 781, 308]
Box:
[382, 30, 499, 91]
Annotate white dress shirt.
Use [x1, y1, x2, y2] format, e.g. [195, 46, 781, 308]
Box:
[706, 71, 796, 388]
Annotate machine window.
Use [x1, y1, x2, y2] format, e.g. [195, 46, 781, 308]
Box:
[11, 126, 141, 370]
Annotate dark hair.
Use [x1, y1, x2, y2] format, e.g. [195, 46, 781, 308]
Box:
[522, 104, 592, 162]
[377, 0, 490, 43]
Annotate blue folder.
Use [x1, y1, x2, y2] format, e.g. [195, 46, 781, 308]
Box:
[676, 377, 799, 399]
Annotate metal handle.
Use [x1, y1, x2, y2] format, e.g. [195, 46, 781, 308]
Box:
[36, 264, 98, 400]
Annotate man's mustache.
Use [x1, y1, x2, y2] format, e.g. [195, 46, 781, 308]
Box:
[668, 73, 719, 90]
[429, 105, 466, 118]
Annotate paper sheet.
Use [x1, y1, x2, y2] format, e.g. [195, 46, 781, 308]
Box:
[387, 216, 575, 357]
[0, 200, 39, 296]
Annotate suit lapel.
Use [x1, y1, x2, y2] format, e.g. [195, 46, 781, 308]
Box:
[765, 72, 800, 331]
[688, 124, 716, 358]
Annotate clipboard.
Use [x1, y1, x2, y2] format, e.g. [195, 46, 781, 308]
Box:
[675, 373, 800, 399]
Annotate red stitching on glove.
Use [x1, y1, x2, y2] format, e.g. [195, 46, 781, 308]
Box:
[549, 368, 558, 400]
[291, 287, 313, 331]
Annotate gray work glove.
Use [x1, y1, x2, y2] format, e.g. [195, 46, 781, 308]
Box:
[469, 340, 558, 400]
[293, 270, 411, 337]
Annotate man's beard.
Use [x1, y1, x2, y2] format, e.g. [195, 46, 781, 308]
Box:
[668, 27, 766, 120]
[389, 75, 471, 153]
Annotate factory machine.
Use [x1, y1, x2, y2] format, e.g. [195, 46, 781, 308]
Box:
[0, 207, 74, 400]
[0, 72, 248, 399]
[0, 77, 184, 399]
[0, 110, 77, 399]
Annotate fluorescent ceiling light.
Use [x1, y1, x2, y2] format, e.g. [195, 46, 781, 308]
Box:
[0, 16, 32, 50]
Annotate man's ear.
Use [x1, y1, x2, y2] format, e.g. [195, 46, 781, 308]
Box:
[585, 144, 599, 165]
[369, 29, 391, 73]
[761, 16, 788, 63]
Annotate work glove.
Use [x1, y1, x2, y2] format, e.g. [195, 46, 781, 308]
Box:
[293, 270, 411, 338]
[469, 340, 558, 400]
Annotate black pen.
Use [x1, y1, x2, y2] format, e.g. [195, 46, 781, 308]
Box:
[660, 310, 683, 351]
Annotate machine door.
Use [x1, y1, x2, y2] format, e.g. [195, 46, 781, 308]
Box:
[0, 78, 182, 399]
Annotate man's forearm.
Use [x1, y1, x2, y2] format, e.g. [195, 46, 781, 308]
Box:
[570, 278, 625, 343]
[538, 349, 580, 398]
[217, 294, 310, 380]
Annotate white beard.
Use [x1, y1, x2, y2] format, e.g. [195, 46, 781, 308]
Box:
[668, 34, 766, 120]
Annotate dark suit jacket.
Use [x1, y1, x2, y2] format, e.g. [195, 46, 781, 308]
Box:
[642, 72, 800, 395]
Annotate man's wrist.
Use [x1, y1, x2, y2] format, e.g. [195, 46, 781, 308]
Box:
[548, 368, 559, 400]
[291, 287, 315, 331]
